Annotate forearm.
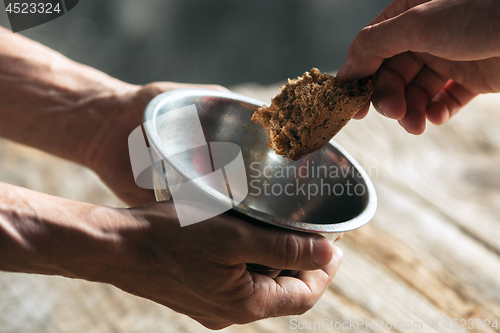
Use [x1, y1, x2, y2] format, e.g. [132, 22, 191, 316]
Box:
[0, 26, 137, 164]
[0, 181, 123, 279]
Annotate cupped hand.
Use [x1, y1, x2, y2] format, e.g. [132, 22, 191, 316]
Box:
[337, 0, 500, 134]
[93, 202, 342, 329]
[82, 82, 227, 206]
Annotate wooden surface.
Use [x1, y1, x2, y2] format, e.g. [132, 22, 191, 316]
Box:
[1, 83, 499, 333]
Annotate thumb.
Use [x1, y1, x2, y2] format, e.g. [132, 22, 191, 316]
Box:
[337, 8, 422, 81]
[241, 228, 336, 270]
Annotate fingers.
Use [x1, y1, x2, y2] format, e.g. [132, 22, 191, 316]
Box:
[371, 52, 465, 134]
[337, 0, 494, 134]
[372, 52, 423, 119]
[352, 101, 370, 120]
[400, 66, 448, 134]
[369, 0, 432, 25]
[228, 224, 335, 271]
[426, 80, 477, 125]
[337, 1, 440, 82]
[248, 247, 342, 318]
[337, 18, 413, 81]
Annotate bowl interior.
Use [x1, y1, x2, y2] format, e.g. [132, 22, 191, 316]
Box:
[144, 89, 377, 233]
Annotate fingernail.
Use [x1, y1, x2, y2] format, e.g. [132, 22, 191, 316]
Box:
[337, 58, 352, 80]
[312, 239, 333, 267]
[376, 101, 388, 117]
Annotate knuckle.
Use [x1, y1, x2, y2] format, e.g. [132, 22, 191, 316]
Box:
[225, 223, 249, 246]
[210, 217, 247, 244]
[210, 222, 249, 261]
[351, 24, 384, 62]
[354, 25, 373, 53]
[356, 21, 405, 61]
[274, 235, 302, 268]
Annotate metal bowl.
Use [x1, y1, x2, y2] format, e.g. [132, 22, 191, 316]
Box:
[143, 89, 377, 242]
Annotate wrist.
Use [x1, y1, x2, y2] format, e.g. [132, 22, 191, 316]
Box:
[43, 61, 140, 166]
[0, 183, 127, 281]
[83, 203, 180, 286]
[42, 205, 127, 282]
[65, 81, 139, 166]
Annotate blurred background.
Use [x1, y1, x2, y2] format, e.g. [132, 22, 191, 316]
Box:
[0, 0, 391, 86]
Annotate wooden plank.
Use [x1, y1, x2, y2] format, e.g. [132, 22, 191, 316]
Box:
[327, 240, 452, 333]
[0, 138, 124, 208]
[343, 198, 500, 324]
[331, 94, 500, 254]
[232, 86, 500, 332]
[1, 85, 499, 333]
[369, 182, 500, 311]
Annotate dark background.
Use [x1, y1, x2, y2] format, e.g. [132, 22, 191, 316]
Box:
[0, 0, 391, 86]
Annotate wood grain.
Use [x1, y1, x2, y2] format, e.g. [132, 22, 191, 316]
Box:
[0, 84, 499, 333]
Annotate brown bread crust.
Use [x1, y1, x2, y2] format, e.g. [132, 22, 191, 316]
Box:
[252, 68, 374, 160]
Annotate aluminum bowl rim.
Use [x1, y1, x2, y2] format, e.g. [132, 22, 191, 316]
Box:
[143, 88, 377, 233]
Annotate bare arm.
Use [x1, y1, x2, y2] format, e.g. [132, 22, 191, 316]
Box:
[0, 26, 342, 329]
[0, 26, 135, 164]
[0, 181, 340, 329]
[0, 26, 223, 205]
[0, 182, 119, 277]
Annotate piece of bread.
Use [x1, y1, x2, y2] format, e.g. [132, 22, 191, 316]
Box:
[252, 68, 374, 160]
